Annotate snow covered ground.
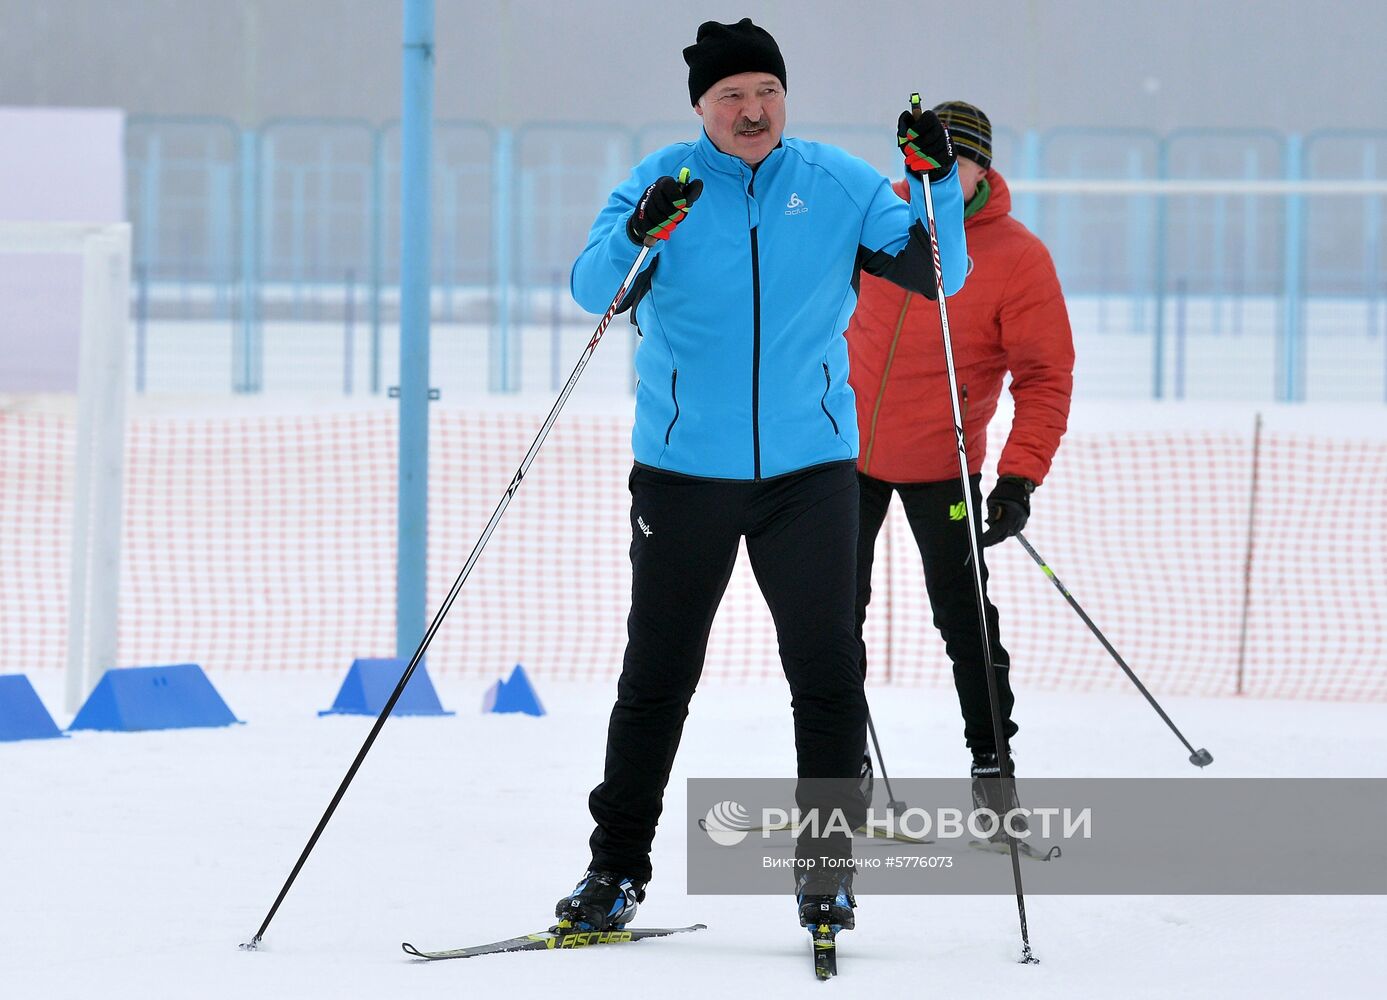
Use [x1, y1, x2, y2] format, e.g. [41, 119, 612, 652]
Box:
[3, 670, 1384, 999]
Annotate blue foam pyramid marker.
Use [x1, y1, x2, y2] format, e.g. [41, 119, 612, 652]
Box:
[68, 664, 241, 733]
[482, 663, 545, 717]
[318, 658, 454, 717]
[0, 674, 67, 742]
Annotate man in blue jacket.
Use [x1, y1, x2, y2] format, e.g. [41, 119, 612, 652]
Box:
[557, 18, 966, 938]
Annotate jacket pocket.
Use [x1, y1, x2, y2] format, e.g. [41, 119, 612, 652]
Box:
[820, 362, 841, 437]
[664, 369, 680, 445]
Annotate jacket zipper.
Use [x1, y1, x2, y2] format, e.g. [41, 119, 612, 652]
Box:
[862, 293, 913, 475]
[664, 369, 680, 445]
[748, 173, 762, 480]
[820, 362, 841, 436]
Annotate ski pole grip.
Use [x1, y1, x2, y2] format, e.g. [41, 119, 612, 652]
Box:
[910, 92, 922, 121]
[642, 167, 696, 248]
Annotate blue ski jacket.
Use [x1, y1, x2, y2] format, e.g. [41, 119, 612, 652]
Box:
[571, 130, 966, 480]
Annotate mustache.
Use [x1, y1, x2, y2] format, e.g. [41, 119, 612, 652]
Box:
[735, 116, 771, 134]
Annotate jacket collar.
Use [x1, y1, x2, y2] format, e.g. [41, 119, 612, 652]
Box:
[889, 167, 1014, 225]
[972, 168, 1012, 222]
[695, 129, 784, 179]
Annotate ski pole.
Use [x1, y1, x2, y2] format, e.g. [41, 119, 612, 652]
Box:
[865, 709, 907, 811]
[240, 171, 691, 951]
[911, 93, 1037, 965]
[1013, 532, 1214, 768]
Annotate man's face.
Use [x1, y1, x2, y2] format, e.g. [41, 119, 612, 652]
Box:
[695, 72, 786, 166]
[957, 155, 987, 201]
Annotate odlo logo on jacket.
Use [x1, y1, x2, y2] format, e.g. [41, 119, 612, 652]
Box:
[784, 192, 808, 216]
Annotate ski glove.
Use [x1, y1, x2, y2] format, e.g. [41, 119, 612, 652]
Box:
[981, 476, 1034, 548]
[897, 107, 955, 183]
[626, 174, 704, 246]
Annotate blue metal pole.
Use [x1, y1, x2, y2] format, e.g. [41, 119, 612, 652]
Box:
[136, 135, 158, 394]
[492, 128, 513, 393]
[1365, 146, 1387, 402]
[138, 133, 161, 299]
[344, 268, 356, 395]
[291, 166, 306, 319]
[1279, 135, 1306, 402]
[136, 264, 148, 394]
[397, 0, 434, 660]
[1152, 140, 1170, 400]
[550, 267, 562, 392]
[371, 129, 385, 395]
[237, 128, 259, 394]
[1174, 276, 1187, 400]
[1363, 144, 1381, 344]
[442, 164, 458, 322]
[1015, 129, 1041, 232]
[1238, 148, 1260, 338]
[1211, 190, 1227, 336]
[212, 163, 234, 319]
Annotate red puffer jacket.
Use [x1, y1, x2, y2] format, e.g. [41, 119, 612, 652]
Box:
[847, 170, 1073, 484]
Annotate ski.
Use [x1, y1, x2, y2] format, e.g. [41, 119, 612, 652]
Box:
[401, 923, 706, 961]
[970, 838, 1062, 861]
[861, 823, 932, 846]
[810, 923, 838, 980]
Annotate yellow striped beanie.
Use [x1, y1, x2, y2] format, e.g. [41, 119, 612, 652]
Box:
[933, 101, 992, 170]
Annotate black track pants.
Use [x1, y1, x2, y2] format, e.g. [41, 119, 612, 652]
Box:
[854, 471, 1018, 755]
[588, 461, 869, 881]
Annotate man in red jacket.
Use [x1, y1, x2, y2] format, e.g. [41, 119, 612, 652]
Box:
[847, 101, 1073, 819]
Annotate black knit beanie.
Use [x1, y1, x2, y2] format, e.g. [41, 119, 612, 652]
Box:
[683, 18, 787, 107]
[933, 101, 992, 170]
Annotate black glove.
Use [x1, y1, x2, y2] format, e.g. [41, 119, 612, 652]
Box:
[896, 107, 955, 183]
[626, 174, 704, 246]
[981, 476, 1034, 548]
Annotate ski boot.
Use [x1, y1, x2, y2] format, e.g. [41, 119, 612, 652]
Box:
[858, 752, 875, 808]
[970, 751, 1058, 860]
[553, 869, 646, 932]
[970, 749, 1024, 835]
[796, 869, 855, 980]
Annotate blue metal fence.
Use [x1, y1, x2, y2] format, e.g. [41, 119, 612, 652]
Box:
[125, 118, 1387, 402]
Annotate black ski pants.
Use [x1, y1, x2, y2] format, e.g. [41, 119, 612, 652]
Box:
[854, 471, 1018, 755]
[589, 461, 868, 882]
